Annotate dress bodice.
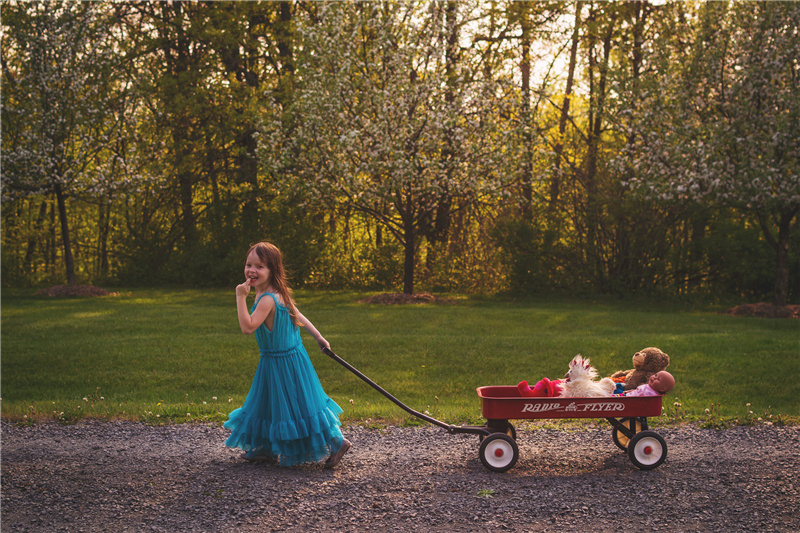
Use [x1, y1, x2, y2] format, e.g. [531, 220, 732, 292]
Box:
[252, 292, 302, 354]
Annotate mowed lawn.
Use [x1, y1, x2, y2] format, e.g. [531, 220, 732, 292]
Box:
[1, 288, 798, 425]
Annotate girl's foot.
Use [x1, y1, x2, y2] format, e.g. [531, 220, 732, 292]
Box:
[241, 450, 275, 463]
[324, 438, 351, 469]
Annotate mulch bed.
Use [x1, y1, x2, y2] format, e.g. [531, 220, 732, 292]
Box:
[36, 285, 118, 298]
[359, 292, 455, 305]
[724, 302, 800, 319]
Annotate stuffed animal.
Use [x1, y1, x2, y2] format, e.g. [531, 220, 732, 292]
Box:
[558, 355, 616, 398]
[517, 377, 563, 398]
[611, 347, 670, 391]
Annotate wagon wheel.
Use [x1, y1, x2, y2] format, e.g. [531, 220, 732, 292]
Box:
[627, 430, 667, 470]
[479, 433, 519, 473]
[612, 417, 642, 450]
[479, 421, 517, 443]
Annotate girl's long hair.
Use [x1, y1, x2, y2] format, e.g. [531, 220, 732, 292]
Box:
[247, 242, 302, 327]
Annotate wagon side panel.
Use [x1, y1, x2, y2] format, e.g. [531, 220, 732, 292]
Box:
[477, 386, 663, 420]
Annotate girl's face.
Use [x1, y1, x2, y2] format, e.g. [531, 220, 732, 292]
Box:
[244, 250, 271, 291]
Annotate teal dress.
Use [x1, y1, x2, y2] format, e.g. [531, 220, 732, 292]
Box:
[224, 293, 344, 466]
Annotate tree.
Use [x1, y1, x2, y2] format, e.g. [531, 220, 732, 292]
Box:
[284, 1, 511, 294]
[547, 0, 582, 215]
[625, 1, 800, 305]
[2, 1, 122, 285]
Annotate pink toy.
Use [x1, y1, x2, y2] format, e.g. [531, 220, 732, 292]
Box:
[517, 377, 564, 398]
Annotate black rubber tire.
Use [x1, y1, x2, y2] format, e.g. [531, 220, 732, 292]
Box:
[627, 430, 667, 470]
[479, 433, 519, 473]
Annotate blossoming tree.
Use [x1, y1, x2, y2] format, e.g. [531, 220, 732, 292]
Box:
[624, 2, 800, 305]
[279, 1, 514, 294]
[1, 1, 124, 285]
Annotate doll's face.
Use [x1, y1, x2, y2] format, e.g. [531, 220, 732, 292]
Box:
[648, 371, 675, 394]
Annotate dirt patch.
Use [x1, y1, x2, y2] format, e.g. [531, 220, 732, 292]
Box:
[359, 292, 455, 305]
[36, 285, 118, 298]
[724, 302, 800, 319]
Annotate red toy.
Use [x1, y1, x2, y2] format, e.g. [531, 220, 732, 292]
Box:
[517, 377, 563, 398]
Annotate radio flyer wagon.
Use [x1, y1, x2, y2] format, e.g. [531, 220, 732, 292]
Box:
[324, 348, 668, 473]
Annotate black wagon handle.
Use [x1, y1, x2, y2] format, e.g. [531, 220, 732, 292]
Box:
[322, 347, 453, 431]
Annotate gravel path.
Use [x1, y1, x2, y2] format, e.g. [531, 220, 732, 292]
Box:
[2, 420, 798, 532]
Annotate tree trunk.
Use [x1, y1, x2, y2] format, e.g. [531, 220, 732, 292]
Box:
[48, 202, 56, 276]
[427, 0, 459, 275]
[759, 210, 797, 307]
[54, 184, 76, 286]
[402, 216, 415, 295]
[519, 3, 533, 219]
[687, 210, 708, 291]
[177, 155, 196, 246]
[98, 194, 112, 278]
[24, 199, 48, 272]
[549, 0, 581, 214]
[774, 220, 792, 307]
[276, 1, 295, 94]
[238, 128, 260, 234]
[584, 7, 616, 289]
[160, 1, 197, 248]
[400, 185, 416, 295]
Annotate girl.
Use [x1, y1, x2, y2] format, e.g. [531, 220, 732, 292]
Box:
[224, 242, 351, 468]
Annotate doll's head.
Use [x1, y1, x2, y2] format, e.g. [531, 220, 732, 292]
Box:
[648, 371, 675, 394]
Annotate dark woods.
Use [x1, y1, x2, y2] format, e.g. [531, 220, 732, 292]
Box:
[2, 1, 798, 304]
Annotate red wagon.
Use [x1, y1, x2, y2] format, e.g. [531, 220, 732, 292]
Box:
[475, 386, 667, 472]
[324, 349, 668, 473]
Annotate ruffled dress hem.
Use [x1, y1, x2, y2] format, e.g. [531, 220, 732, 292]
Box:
[224, 399, 344, 466]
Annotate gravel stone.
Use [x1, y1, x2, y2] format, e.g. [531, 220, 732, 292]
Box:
[2, 420, 798, 532]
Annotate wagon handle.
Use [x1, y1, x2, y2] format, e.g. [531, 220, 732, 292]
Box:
[322, 347, 453, 432]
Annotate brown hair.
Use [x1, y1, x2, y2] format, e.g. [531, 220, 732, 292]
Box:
[247, 242, 302, 327]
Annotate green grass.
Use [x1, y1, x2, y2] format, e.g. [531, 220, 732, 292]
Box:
[1, 288, 798, 427]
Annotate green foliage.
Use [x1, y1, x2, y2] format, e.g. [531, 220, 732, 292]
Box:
[703, 214, 776, 301]
[1, 2, 797, 304]
[623, 1, 800, 304]
[305, 225, 404, 291]
[493, 219, 581, 294]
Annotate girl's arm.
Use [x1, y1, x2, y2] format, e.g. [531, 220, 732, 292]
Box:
[296, 309, 330, 352]
[236, 281, 275, 335]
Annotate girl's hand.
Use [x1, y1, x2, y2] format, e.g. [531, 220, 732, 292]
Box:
[316, 337, 331, 352]
[236, 279, 251, 298]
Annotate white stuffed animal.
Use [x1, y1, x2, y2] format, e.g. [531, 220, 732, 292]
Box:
[558, 355, 616, 398]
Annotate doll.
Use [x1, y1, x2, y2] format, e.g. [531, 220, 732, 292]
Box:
[625, 370, 675, 397]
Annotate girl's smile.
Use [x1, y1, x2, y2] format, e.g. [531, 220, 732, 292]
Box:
[244, 250, 271, 291]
